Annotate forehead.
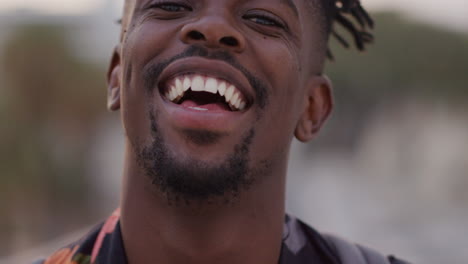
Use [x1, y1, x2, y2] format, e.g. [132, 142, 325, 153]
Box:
[121, 0, 327, 49]
[123, 0, 321, 18]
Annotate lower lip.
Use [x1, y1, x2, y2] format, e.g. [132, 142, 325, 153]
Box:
[161, 98, 247, 132]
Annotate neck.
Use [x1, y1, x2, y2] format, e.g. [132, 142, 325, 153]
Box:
[120, 145, 287, 264]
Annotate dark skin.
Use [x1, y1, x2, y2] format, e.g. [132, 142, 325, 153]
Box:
[107, 0, 333, 263]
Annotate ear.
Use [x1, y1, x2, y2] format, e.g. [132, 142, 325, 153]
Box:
[107, 46, 122, 111]
[294, 75, 334, 142]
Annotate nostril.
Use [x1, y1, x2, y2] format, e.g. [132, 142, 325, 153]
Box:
[188, 30, 205, 40]
[220, 36, 239, 47]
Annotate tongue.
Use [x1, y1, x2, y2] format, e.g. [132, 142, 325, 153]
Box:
[180, 100, 231, 111]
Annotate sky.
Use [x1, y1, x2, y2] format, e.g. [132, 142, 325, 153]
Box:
[0, 0, 466, 32]
[0, 0, 101, 14]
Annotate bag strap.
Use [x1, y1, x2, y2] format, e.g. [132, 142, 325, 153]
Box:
[31, 258, 45, 264]
[323, 233, 391, 264]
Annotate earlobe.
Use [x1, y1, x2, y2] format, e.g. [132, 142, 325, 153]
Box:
[107, 46, 122, 111]
[294, 75, 334, 142]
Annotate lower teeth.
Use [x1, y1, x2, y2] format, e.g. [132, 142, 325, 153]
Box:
[189, 107, 208, 111]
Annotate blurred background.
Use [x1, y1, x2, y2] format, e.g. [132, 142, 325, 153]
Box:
[0, 0, 467, 263]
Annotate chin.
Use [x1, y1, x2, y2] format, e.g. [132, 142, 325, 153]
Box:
[135, 111, 256, 204]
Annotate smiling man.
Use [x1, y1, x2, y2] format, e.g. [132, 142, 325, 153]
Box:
[36, 0, 409, 264]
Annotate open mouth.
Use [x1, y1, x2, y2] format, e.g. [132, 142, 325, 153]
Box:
[161, 74, 248, 112]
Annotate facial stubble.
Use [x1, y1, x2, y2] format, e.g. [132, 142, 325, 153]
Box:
[135, 46, 271, 205]
[137, 111, 257, 204]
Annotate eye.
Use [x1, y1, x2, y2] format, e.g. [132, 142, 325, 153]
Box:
[243, 13, 285, 28]
[147, 1, 192, 12]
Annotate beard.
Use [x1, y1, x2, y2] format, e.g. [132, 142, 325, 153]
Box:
[134, 45, 270, 205]
[135, 111, 257, 205]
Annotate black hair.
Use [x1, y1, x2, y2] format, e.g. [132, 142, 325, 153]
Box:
[322, 0, 374, 60]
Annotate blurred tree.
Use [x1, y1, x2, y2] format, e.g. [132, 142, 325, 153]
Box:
[314, 12, 468, 152]
[0, 24, 106, 254]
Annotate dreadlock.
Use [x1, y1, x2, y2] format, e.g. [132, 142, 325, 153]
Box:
[322, 0, 374, 60]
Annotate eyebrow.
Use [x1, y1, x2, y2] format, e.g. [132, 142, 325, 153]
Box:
[280, 0, 299, 17]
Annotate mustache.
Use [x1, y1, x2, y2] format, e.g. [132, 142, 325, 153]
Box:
[143, 45, 268, 109]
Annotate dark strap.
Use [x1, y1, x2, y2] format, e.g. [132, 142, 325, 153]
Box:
[323, 234, 391, 264]
[31, 258, 45, 264]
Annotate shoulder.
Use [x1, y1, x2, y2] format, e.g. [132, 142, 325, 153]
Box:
[33, 209, 122, 264]
[322, 233, 411, 264]
[32, 223, 104, 264]
[286, 215, 412, 264]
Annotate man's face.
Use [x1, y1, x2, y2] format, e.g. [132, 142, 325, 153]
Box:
[111, 0, 330, 202]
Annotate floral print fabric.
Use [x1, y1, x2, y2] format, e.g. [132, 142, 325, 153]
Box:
[35, 210, 408, 264]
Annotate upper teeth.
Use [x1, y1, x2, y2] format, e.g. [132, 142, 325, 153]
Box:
[164, 74, 247, 111]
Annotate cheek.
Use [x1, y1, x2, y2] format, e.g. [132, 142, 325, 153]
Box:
[119, 22, 179, 143]
[119, 60, 151, 145]
[247, 39, 304, 154]
[124, 21, 180, 71]
[250, 38, 303, 122]
[248, 36, 300, 80]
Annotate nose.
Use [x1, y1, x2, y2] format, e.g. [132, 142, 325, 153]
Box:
[180, 15, 246, 52]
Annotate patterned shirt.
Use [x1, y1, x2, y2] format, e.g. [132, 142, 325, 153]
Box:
[35, 209, 408, 264]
